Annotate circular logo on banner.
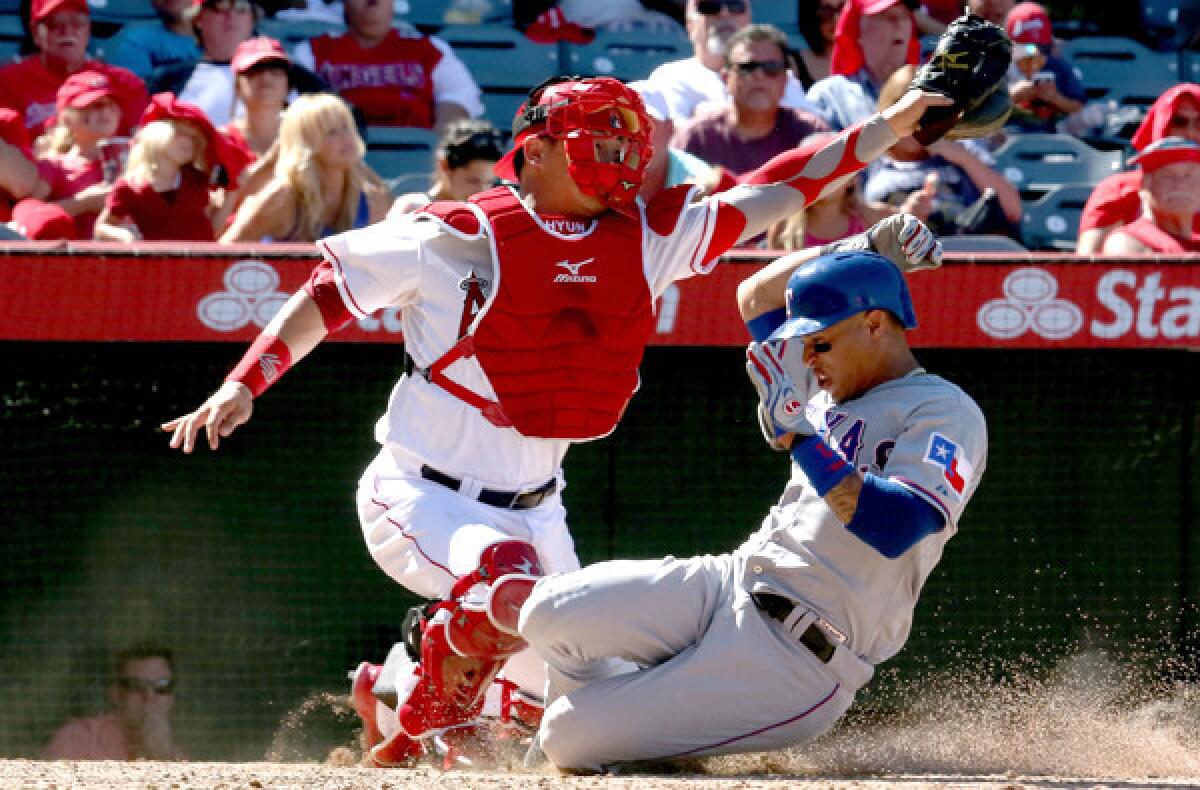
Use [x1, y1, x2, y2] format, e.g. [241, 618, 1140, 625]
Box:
[198, 261, 289, 332]
[977, 267, 1083, 340]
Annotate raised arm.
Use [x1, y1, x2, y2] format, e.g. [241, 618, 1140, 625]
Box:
[715, 90, 954, 243]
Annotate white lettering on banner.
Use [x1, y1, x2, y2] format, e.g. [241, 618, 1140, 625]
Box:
[1093, 270, 1200, 339]
[357, 307, 404, 333]
[976, 267, 1083, 340]
[197, 261, 290, 332]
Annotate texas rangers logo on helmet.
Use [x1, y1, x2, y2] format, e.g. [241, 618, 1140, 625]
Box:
[924, 432, 973, 499]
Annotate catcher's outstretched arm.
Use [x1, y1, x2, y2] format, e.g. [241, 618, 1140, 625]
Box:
[713, 89, 952, 243]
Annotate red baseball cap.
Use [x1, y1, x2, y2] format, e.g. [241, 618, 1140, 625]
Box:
[138, 92, 229, 174]
[231, 36, 291, 74]
[1128, 136, 1200, 172]
[56, 70, 117, 115]
[1006, 2, 1053, 48]
[31, 0, 88, 25]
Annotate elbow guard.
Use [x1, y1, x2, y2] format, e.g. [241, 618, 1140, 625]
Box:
[305, 259, 354, 332]
[844, 474, 945, 559]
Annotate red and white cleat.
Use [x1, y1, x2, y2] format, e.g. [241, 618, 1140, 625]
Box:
[349, 661, 383, 750]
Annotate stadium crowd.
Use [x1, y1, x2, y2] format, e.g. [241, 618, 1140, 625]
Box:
[0, 0, 1197, 252]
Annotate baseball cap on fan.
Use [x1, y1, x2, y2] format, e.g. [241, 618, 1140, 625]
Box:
[31, 0, 88, 25]
[1006, 2, 1053, 53]
[231, 36, 291, 74]
[1127, 136, 1200, 172]
[56, 70, 117, 115]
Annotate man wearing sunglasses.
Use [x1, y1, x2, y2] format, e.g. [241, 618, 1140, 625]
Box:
[645, 0, 820, 126]
[673, 23, 829, 176]
[44, 645, 187, 761]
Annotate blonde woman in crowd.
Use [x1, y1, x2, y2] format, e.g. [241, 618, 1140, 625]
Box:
[220, 93, 391, 242]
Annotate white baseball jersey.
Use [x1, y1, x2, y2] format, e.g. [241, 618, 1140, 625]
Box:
[318, 185, 722, 491]
[737, 367, 989, 665]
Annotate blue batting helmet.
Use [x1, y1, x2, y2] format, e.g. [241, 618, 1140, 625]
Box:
[769, 251, 917, 340]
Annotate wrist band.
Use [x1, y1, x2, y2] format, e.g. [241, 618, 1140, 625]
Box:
[225, 333, 292, 398]
[790, 434, 853, 496]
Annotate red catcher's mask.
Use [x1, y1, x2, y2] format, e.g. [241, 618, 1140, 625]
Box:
[496, 77, 653, 214]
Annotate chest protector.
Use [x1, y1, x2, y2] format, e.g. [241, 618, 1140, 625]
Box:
[418, 187, 654, 440]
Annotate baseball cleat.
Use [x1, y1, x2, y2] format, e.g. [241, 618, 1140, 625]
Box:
[349, 661, 383, 750]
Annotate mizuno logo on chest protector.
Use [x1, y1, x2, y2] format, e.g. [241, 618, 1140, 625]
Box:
[554, 258, 597, 283]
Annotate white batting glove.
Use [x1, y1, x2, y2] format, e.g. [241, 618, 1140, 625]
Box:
[868, 213, 942, 272]
[745, 341, 817, 449]
[821, 213, 942, 273]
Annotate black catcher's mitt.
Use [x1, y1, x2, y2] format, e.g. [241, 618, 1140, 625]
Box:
[909, 13, 1013, 144]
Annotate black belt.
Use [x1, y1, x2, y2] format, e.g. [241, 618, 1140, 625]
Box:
[420, 465, 556, 510]
[752, 592, 836, 664]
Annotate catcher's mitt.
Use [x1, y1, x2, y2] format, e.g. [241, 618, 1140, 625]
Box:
[909, 13, 1013, 144]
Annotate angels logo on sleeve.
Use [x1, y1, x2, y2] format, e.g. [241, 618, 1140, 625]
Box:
[924, 432, 974, 499]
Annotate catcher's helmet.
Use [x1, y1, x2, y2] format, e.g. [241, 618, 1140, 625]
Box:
[494, 75, 652, 214]
[770, 251, 917, 340]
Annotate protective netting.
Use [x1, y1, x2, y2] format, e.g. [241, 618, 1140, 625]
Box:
[1, 341, 1197, 759]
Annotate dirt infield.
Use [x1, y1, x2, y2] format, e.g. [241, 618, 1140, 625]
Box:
[4, 760, 1200, 790]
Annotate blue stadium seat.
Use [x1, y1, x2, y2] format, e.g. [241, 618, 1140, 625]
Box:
[752, 1, 798, 32]
[399, 0, 513, 28]
[436, 24, 558, 127]
[939, 234, 1029, 253]
[364, 126, 438, 195]
[1019, 183, 1093, 251]
[1140, 0, 1200, 51]
[87, 0, 157, 23]
[1060, 36, 1184, 107]
[993, 133, 1123, 199]
[438, 24, 559, 87]
[559, 28, 688, 82]
[0, 13, 24, 65]
[257, 18, 347, 52]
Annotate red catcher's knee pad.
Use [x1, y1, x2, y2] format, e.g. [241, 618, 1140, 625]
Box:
[397, 540, 544, 739]
[445, 540, 543, 658]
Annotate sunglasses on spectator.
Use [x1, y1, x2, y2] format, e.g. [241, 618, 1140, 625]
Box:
[732, 60, 788, 76]
[696, 0, 747, 15]
[117, 676, 175, 695]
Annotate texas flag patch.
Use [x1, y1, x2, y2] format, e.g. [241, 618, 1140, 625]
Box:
[924, 433, 973, 499]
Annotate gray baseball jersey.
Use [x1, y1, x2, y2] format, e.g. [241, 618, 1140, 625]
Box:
[737, 367, 989, 665]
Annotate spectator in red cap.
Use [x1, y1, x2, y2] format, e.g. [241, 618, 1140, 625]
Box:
[0, 0, 148, 140]
[1003, 2, 1085, 134]
[11, 70, 124, 239]
[806, 0, 920, 131]
[220, 36, 290, 185]
[1077, 84, 1200, 253]
[292, 0, 483, 131]
[0, 109, 39, 228]
[1100, 137, 1200, 254]
[220, 92, 390, 242]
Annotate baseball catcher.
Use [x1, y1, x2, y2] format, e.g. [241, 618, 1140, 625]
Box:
[909, 12, 1013, 144]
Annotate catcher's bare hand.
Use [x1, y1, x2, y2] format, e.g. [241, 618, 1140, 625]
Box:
[161, 381, 253, 453]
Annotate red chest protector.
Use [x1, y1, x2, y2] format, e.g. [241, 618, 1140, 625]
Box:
[418, 187, 654, 440]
